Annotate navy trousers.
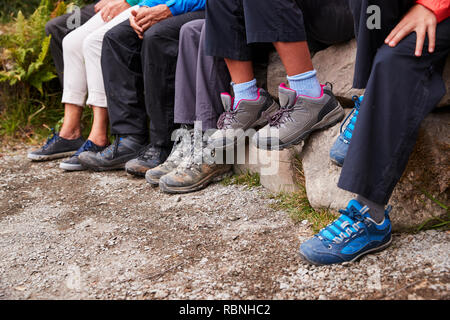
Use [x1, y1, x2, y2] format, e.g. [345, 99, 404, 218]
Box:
[339, 1, 450, 205]
[205, 0, 354, 60]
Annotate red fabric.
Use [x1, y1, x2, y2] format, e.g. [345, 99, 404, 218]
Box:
[416, 0, 450, 22]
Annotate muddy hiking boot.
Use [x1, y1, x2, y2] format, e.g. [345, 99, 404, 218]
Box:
[159, 137, 232, 194]
[78, 135, 147, 171]
[125, 145, 171, 178]
[208, 88, 279, 151]
[146, 128, 193, 187]
[60, 140, 108, 171]
[28, 130, 85, 161]
[253, 83, 345, 150]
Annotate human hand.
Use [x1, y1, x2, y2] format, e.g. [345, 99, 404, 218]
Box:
[385, 4, 437, 57]
[100, 0, 131, 22]
[135, 5, 172, 32]
[130, 9, 144, 39]
[94, 0, 111, 13]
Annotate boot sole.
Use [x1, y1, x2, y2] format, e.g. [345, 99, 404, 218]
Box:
[258, 104, 345, 151]
[59, 162, 85, 171]
[28, 151, 77, 162]
[125, 167, 148, 178]
[299, 236, 393, 266]
[80, 162, 125, 172]
[159, 167, 233, 194]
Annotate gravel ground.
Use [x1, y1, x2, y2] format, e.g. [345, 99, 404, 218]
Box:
[0, 146, 449, 300]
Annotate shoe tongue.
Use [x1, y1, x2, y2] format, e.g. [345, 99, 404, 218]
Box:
[221, 93, 233, 112]
[278, 84, 297, 108]
[347, 199, 364, 213]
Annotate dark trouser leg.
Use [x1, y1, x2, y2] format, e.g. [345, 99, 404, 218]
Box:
[141, 11, 205, 148]
[338, 18, 450, 205]
[175, 19, 230, 130]
[205, 0, 307, 60]
[45, 4, 96, 87]
[102, 20, 148, 136]
[299, 0, 354, 51]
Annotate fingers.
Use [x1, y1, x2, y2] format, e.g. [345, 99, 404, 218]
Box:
[415, 27, 426, 56]
[387, 24, 413, 48]
[101, 6, 110, 22]
[427, 24, 436, 53]
[130, 16, 144, 34]
[385, 21, 406, 45]
[131, 9, 138, 17]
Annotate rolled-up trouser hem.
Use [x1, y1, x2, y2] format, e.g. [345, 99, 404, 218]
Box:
[62, 91, 86, 107]
[86, 90, 107, 108]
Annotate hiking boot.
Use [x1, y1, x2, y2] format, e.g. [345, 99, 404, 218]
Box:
[125, 145, 171, 178]
[159, 139, 232, 194]
[78, 135, 147, 171]
[146, 128, 193, 187]
[253, 83, 344, 150]
[28, 131, 84, 161]
[208, 88, 279, 151]
[330, 95, 363, 167]
[59, 140, 108, 171]
[299, 199, 392, 266]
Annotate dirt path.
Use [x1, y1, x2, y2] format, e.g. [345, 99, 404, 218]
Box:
[0, 146, 448, 300]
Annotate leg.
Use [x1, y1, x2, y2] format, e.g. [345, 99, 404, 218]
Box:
[338, 19, 450, 205]
[141, 11, 205, 149]
[194, 20, 231, 130]
[60, 12, 107, 139]
[45, 4, 96, 87]
[81, 6, 136, 146]
[102, 20, 147, 137]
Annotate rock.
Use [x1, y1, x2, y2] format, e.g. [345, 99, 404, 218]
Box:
[234, 142, 303, 193]
[301, 109, 450, 231]
[266, 39, 450, 108]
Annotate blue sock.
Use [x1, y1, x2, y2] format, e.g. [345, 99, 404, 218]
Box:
[232, 79, 258, 110]
[287, 70, 321, 98]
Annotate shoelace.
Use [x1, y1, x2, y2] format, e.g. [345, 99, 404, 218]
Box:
[269, 98, 299, 127]
[339, 96, 361, 144]
[317, 205, 367, 246]
[175, 138, 207, 174]
[101, 135, 122, 158]
[166, 131, 193, 164]
[42, 129, 58, 150]
[217, 110, 238, 130]
[138, 145, 162, 161]
[73, 140, 94, 158]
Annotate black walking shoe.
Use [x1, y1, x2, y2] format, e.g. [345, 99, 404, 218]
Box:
[78, 135, 147, 171]
[28, 131, 85, 161]
[59, 140, 108, 171]
[125, 145, 171, 177]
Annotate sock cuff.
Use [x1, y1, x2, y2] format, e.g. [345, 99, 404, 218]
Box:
[232, 78, 258, 93]
[287, 70, 317, 82]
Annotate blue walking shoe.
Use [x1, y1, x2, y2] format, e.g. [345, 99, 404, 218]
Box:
[59, 140, 108, 171]
[329, 96, 363, 167]
[299, 199, 392, 266]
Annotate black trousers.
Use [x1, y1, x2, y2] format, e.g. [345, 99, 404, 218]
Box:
[339, 0, 450, 205]
[45, 3, 97, 87]
[205, 0, 354, 60]
[102, 11, 205, 148]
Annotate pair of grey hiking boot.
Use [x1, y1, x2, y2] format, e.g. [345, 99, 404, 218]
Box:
[210, 83, 344, 152]
[146, 129, 232, 194]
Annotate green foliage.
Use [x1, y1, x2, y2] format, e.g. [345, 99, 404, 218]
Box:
[221, 171, 261, 188]
[0, 1, 57, 94]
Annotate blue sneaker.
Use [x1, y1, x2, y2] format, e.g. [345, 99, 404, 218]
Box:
[329, 96, 363, 167]
[59, 140, 108, 171]
[299, 199, 392, 265]
[27, 130, 85, 161]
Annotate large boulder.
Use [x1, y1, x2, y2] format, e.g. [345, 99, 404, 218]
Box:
[301, 110, 450, 231]
[267, 39, 450, 108]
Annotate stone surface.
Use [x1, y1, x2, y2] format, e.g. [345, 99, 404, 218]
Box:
[266, 39, 450, 108]
[234, 142, 303, 193]
[301, 109, 450, 231]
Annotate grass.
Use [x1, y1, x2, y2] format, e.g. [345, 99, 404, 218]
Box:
[416, 190, 450, 232]
[268, 156, 337, 233]
[221, 170, 261, 188]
